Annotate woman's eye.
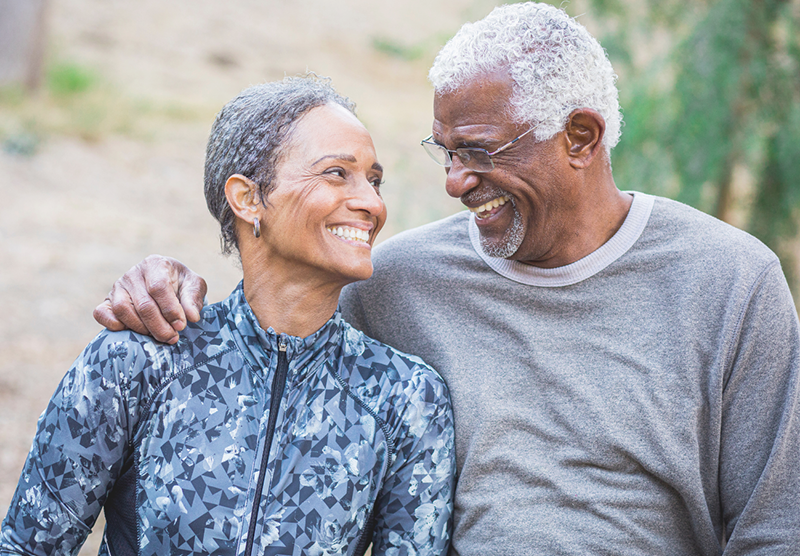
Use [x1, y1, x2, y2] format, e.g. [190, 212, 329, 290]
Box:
[371, 178, 384, 189]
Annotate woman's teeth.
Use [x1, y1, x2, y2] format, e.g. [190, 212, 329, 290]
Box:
[469, 195, 510, 217]
[327, 226, 370, 243]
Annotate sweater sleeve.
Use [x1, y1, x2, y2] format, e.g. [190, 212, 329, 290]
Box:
[719, 262, 800, 554]
[370, 366, 456, 556]
[339, 283, 370, 336]
[0, 331, 144, 556]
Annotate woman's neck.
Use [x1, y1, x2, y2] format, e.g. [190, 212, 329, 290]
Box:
[240, 259, 344, 339]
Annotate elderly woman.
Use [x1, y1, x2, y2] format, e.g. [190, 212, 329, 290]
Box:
[0, 77, 455, 556]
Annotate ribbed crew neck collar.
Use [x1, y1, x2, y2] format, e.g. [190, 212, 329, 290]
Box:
[468, 191, 654, 287]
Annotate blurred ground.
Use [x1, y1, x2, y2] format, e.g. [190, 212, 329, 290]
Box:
[0, 0, 523, 551]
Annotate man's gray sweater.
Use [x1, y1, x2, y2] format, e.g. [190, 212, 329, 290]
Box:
[340, 192, 800, 555]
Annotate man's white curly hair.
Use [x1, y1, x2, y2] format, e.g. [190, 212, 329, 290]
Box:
[429, 2, 621, 156]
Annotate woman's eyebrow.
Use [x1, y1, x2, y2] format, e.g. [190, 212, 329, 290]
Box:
[311, 154, 383, 174]
[311, 154, 357, 165]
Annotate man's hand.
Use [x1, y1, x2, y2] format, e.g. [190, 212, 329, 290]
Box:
[93, 255, 208, 344]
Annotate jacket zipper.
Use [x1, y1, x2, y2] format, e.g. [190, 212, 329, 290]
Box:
[245, 339, 289, 556]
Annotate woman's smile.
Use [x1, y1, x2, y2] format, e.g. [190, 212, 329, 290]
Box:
[326, 224, 373, 245]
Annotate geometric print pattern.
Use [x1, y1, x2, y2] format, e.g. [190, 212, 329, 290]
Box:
[1, 282, 456, 556]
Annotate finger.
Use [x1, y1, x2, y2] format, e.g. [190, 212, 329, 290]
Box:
[107, 281, 152, 337]
[93, 298, 126, 331]
[118, 264, 180, 343]
[137, 258, 187, 333]
[178, 272, 208, 323]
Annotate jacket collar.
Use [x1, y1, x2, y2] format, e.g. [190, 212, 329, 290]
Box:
[222, 281, 343, 378]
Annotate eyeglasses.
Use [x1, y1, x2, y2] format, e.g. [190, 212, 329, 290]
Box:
[420, 127, 535, 173]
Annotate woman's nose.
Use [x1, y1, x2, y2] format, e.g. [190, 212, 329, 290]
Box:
[350, 178, 385, 216]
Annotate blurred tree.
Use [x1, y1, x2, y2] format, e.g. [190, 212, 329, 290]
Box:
[0, 0, 49, 91]
[597, 0, 800, 284]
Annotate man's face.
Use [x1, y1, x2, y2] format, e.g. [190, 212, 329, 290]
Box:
[431, 69, 576, 267]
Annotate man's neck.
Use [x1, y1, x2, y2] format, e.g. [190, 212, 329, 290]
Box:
[518, 184, 633, 269]
[561, 188, 633, 264]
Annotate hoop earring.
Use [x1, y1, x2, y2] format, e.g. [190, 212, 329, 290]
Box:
[253, 218, 261, 238]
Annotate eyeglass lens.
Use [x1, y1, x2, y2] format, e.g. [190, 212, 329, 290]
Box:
[460, 150, 492, 169]
[422, 142, 450, 166]
[422, 142, 494, 172]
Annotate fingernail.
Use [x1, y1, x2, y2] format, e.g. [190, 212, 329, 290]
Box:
[171, 320, 186, 331]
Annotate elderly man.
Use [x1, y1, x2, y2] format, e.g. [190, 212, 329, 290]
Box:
[95, 3, 800, 554]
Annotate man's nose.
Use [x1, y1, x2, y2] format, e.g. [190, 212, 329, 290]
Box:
[444, 155, 480, 199]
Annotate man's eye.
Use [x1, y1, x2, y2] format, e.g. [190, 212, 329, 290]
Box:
[326, 168, 346, 178]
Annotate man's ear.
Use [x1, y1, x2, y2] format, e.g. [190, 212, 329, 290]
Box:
[225, 174, 262, 223]
[564, 109, 606, 169]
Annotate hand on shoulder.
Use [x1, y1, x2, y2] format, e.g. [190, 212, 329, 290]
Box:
[93, 255, 207, 344]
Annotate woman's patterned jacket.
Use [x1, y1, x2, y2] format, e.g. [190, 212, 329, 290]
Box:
[1, 283, 456, 556]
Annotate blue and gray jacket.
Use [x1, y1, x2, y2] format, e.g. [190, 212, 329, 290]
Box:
[1, 283, 455, 556]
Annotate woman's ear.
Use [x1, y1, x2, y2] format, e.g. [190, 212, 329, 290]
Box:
[225, 174, 262, 224]
[564, 109, 606, 169]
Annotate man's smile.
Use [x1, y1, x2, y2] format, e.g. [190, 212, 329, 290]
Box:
[468, 195, 511, 219]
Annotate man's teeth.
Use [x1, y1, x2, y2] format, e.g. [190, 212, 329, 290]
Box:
[469, 195, 510, 215]
[327, 226, 370, 243]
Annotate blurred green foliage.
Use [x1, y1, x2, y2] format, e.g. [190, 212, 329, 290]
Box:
[0, 58, 208, 152]
[47, 61, 97, 96]
[371, 37, 425, 61]
[591, 0, 800, 285]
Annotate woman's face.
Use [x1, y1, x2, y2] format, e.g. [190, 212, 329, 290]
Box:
[257, 103, 387, 286]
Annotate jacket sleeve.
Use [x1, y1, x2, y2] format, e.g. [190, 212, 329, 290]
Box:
[0, 331, 142, 556]
[370, 366, 457, 556]
[719, 262, 800, 554]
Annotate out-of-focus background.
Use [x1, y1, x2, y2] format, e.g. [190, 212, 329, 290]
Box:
[0, 0, 798, 553]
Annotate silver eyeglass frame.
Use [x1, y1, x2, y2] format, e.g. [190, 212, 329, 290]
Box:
[420, 126, 535, 173]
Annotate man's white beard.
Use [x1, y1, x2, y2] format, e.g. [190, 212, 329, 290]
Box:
[479, 203, 524, 259]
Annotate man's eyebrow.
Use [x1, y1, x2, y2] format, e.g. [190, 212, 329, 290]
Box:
[458, 134, 501, 149]
[435, 135, 493, 149]
[311, 154, 357, 165]
[459, 139, 490, 149]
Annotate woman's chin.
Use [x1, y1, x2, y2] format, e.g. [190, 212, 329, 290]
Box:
[336, 261, 374, 285]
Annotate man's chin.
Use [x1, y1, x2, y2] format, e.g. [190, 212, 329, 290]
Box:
[478, 214, 525, 259]
[479, 237, 518, 259]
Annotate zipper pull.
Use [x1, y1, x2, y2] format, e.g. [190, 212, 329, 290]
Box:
[279, 339, 287, 352]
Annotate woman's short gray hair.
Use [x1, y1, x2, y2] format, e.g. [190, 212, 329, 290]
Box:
[428, 2, 621, 156]
[204, 75, 356, 255]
